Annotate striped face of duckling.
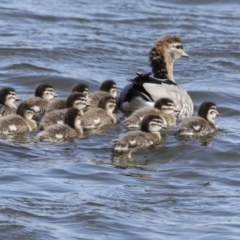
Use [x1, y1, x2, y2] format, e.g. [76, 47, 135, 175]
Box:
[72, 83, 89, 100]
[100, 80, 117, 98]
[35, 83, 57, 100]
[22, 106, 36, 120]
[199, 102, 219, 125]
[141, 115, 166, 133]
[98, 96, 116, 114]
[154, 98, 178, 115]
[0, 88, 19, 108]
[66, 92, 89, 114]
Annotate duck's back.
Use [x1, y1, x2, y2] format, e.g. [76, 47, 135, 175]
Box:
[0, 115, 29, 134]
[37, 124, 78, 142]
[39, 109, 67, 130]
[22, 97, 49, 114]
[0, 104, 16, 117]
[46, 97, 67, 113]
[177, 116, 213, 136]
[82, 108, 113, 128]
[89, 91, 111, 108]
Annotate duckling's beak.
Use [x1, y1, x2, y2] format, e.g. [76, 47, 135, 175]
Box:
[162, 124, 167, 129]
[216, 111, 220, 116]
[54, 94, 58, 97]
[15, 96, 20, 101]
[182, 50, 189, 58]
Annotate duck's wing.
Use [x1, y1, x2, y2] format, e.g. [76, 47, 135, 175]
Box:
[119, 72, 193, 119]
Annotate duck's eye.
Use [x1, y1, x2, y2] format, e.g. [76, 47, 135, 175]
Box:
[176, 45, 182, 49]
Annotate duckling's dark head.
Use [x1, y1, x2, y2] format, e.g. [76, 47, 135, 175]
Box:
[35, 83, 55, 99]
[64, 107, 81, 129]
[141, 114, 165, 132]
[0, 87, 17, 104]
[66, 92, 87, 109]
[98, 95, 116, 111]
[72, 83, 89, 98]
[198, 101, 219, 120]
[16, 102, 35, 117]
[100, 80, 117, 97]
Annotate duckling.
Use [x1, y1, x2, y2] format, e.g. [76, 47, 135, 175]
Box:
[21, 83, 56, 115]
[37, 107, 82, 142]
[46, 83, 89, 113]
[123, 98, 178, 129]
[39, 92, 88, 130]
[118, 35, 193, 119]
[113, 114, 165, 157]
[176, 101, 219, 136]
[0, 102, 37, 134]
[81, 95, 117, 129]
[0, 87, 19, 117]
[89, 80, 117, 108]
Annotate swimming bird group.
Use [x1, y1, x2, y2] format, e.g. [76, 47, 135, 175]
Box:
[0, 34, 219, 157]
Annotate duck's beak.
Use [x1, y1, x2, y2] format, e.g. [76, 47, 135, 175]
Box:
[182, 50, 189, 58]
[216, 111, 220, 116]
[15, 96, 20, 101]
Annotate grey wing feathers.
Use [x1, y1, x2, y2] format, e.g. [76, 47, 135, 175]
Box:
[37, 124, 77, 142]
[39, 109, 67, 130]
[89, 91, 111, 108]
[0, 104, 16, 117]
[0, 115, 29, 133]
[143, 83, 193, 119]
[46, 98, 67, 113]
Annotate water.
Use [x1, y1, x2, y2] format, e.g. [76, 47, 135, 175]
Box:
[0, 0, 240, 239]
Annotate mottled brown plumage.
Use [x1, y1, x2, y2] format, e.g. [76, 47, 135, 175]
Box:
[0, 102, 37, 134]
[0, 87, 19, 117]
[39, 93, 88, 130]
[89, 80, 117, 108]
[21, 83, 56, 115]
[177, 101, 219, 136]
[113, 114, 165, 157]
[123, 98, 177, 129]
[82, 95, 117, 129]
[37, 108, 82, 142]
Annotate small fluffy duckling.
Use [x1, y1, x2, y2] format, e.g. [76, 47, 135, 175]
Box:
[177, 101, 219, 136]
[0, 102, 37, 134]
[123, 98, 178, 129]
[81, 95, 117, 129]
[118, 35, 193, 119]
[21, 83, 57, 115]
[37, 107, 82, 142]
[113, 114, 165, 157]
[46, 83, 89, 113]
[89, 80, 117, 108]
[39, 92, 88, 130]
[0, 87, 19, 117]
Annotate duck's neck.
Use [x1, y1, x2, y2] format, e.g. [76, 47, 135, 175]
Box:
[207, 117, 217, 129]
[150, 49, 175, 82]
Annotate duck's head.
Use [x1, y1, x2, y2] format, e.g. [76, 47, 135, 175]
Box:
[64, 107, 82, 131]
[98, 95, 116, 114]
[17, 102, 36, 119]
[35, 83, 57, 100]
[149, 35, 188, 81]
[72, 83, 89, 100]
[154, 98, 177, 115]
[100, 80, 117, 98]
[0, 87, 19, 106]
[198, 101, 219, 122]
[66, 92, 89, 112]
[141, 114, 166, 133]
